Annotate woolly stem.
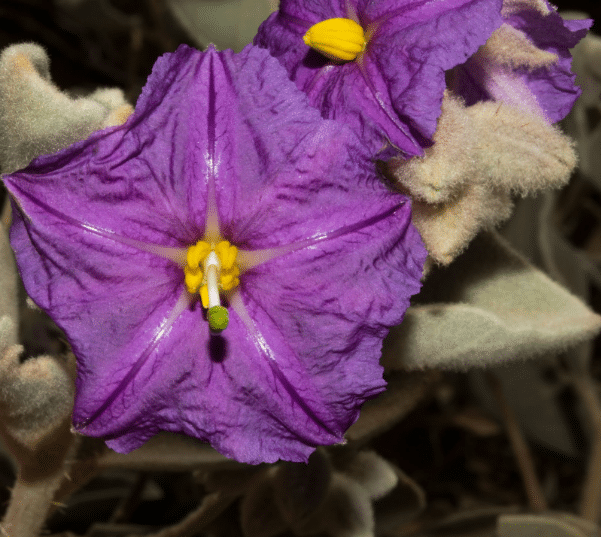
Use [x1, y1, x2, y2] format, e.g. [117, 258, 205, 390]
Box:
[1, 472, 65, 537]
[0, 426, 80, 537]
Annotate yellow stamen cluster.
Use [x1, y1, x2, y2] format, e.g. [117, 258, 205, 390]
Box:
[303, 18, 366, 62]
[184, 240, 240, 308]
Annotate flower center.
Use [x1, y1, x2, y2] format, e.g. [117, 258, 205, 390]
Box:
[184, 240, 240, 331]
[303, 18, 366, 62]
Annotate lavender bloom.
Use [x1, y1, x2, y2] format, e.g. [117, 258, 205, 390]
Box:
[254, 0, 504, 158]
[448, 0, 592, 122]
[3, 45, 426, 464]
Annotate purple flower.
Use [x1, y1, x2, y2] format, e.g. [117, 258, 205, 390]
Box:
[448, 1, 592, 122]
[254, 0, 504, 158]
[3, 44, 426, 464]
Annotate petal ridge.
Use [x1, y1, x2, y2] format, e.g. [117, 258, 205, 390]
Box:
[230, 292, 342, 442]
[75, 289, 192, 430]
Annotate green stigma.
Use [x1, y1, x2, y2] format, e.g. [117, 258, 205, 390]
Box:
[208, 305, 229, 331]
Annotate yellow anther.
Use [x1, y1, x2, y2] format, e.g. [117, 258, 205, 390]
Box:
[186, 241, 211, 270]
[303, 18, 366, 62]
[200, 285, 209, 309]
[184, 266, 204, 293]
[215, 241, 238, 270]
[220, 271, 240, 291]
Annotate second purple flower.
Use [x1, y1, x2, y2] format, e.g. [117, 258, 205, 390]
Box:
[255, 0, 505, 158]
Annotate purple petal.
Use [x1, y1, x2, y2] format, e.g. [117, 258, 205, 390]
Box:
[5, 44, 426, 463]
[451, 6, 592, 122]
[255, 0, 503, 157]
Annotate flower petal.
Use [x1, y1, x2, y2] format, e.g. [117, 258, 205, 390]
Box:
[5, 47, 218, 249]
[450, 6, 592, 122]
